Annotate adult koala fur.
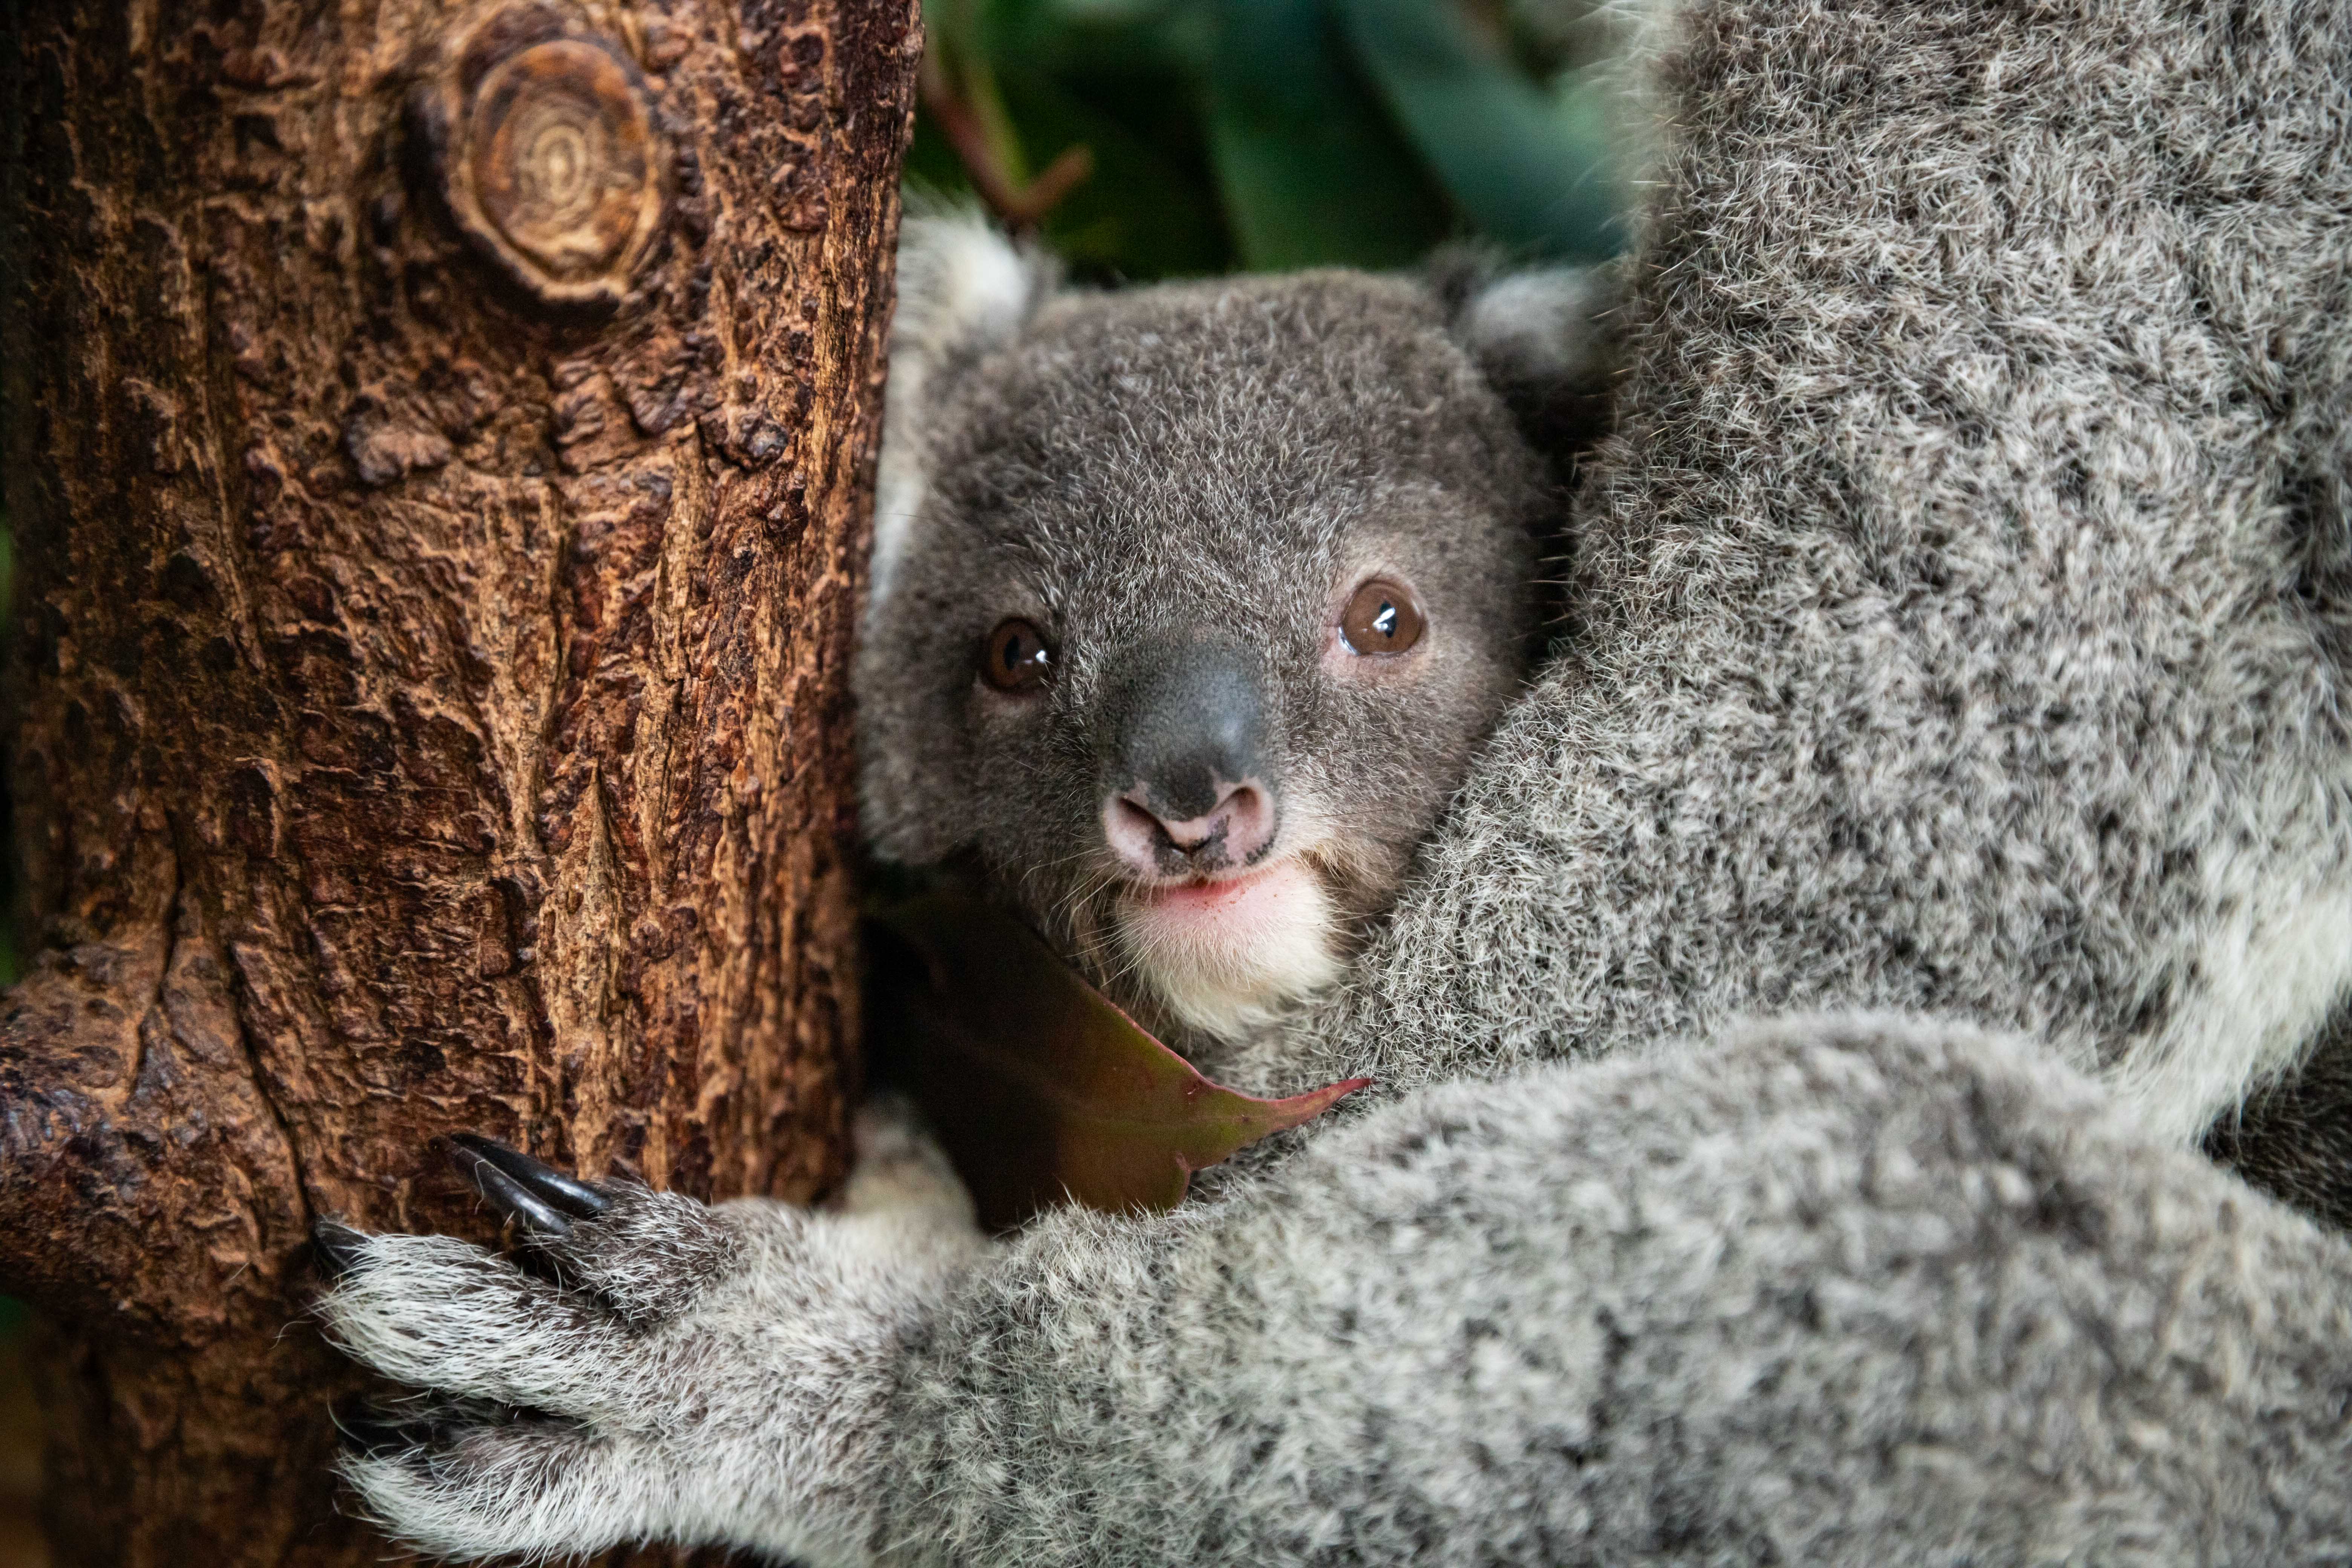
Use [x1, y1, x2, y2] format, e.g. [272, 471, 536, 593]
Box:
[314, 0, 2352, 1562]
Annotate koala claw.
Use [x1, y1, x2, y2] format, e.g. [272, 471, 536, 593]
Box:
[446, 1133, 611, 1237]
[314, 1113, 987, 1563]
[310, 1217, 372, 1281]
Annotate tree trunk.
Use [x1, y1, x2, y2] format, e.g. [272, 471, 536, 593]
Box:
[0, 1, 917, 1562]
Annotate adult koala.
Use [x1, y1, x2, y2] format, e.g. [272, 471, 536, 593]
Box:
[315, 0, 2352, 1561]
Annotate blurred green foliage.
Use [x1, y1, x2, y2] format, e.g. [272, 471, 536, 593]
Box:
[908, 0, 1628, 282]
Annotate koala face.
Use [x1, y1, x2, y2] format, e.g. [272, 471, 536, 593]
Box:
[861, 220, 1609, 1046]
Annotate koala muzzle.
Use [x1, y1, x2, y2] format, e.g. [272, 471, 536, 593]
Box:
[1100, 641, 1279, 878]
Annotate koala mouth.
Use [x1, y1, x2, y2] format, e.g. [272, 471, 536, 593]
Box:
[1112, 858, 1344, 1042]
[1127, 865, 1283, 914]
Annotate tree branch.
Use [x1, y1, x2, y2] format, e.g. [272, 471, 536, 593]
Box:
[919, 50, 1093, 230]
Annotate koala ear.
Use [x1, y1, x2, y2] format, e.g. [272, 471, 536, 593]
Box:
[872, 213, 1058, 601]
[890, 210, 1058, 378]
[1435, 254, 1626, 468]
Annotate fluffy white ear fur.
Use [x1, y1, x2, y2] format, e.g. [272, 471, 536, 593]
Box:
[1451, 264, 1619, 397]
[872, 214, 1056, 601]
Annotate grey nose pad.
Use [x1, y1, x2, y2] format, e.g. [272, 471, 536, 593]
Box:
[1101, 642, 1280, 873]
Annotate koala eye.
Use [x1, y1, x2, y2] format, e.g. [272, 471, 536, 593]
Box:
[1339, 579, 1425, 656]
[981, 618, 1054, 693]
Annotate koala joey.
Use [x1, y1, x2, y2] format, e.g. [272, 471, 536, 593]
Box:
[857, 217, 1619, 1047]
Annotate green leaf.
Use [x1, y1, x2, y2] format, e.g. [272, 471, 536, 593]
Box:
[1332, 0, 1622, 260]
[1201, 0, 1454, 270]
[867, 888, 1368, 1230]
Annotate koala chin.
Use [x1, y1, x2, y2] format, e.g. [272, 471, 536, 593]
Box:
[859, 213, 1618, 1048]
[1112, 858, 1346, 1040]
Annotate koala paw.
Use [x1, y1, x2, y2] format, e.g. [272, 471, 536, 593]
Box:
[315, 1103, 985, 1565]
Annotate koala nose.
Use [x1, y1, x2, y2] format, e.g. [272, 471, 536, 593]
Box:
[1105, 779, 1277, 876]
[1099, 641, 1280, 877]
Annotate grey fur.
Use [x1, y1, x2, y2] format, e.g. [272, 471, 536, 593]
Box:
[858, 232, 1591, 1043]
[888, 1017, 2352, 1564]
[1203, 0, 2352, 1159]
[314, 0, 2352, 1560]
[2206, 1009, 2352, 1229]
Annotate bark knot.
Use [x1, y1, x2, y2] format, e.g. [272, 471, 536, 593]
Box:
[413, 6, 670, 310]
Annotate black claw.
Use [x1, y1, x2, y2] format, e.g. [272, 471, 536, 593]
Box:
[448, 1133, 612, 1222]
[447, 1136, 607, 1238]
[466, 1156, 573, 1237]
[311, 1218, 372, 1281]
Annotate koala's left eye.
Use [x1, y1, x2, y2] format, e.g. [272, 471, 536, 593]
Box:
[1340, 579, 1425, 655]
[982, 618, 1054, 692]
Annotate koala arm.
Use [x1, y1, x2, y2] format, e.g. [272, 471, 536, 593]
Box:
[882, 1016, 2352, 1565]
[320, 1015, 2352, 1566]
[317, 1105, 988, 1565]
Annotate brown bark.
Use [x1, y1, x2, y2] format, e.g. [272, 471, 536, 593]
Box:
[0, 0, 918, 1562]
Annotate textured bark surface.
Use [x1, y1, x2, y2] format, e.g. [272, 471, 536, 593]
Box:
[0, 0, 918, 1561]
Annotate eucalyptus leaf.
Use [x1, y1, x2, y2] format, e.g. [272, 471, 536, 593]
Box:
[867, 888, 1367, 1230]
[982, 0, 1216, 78]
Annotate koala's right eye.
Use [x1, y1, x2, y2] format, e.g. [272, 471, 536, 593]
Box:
[981, 618, 1054, 693]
